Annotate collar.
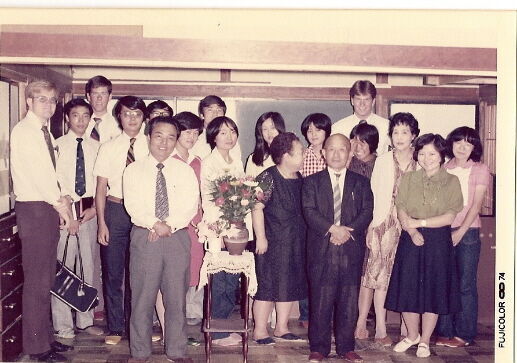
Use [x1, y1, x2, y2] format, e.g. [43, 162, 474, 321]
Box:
[327, 166, 347, 175]
[352, 113, 374, 123]
[25, 110, 48, 128]
[446, 158, 474, 169]
[121, 128, 146, 140]
[172, 148, 196, 164]
[420, 167, 448, 183]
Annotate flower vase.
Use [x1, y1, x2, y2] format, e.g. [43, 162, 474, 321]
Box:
[205, 237, 222, 253]
[223, 224, 249, 256]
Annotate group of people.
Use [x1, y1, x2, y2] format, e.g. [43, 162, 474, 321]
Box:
[10, 77, 489, 363]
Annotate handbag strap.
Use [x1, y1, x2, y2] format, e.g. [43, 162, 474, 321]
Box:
[59, 234, 86, 285]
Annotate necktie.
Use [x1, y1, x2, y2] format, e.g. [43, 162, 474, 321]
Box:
[75, 138, 86, 196]
[126, 138, 136, 166]
[359, 119, 367, 125]
[42, 125, 56, 169]
[155, 163, 169, 220]
[90, 117, 101, 141]
[333, 173, 342, 225]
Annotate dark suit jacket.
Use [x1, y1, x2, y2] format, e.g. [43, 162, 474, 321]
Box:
[302, 168, 373, 285]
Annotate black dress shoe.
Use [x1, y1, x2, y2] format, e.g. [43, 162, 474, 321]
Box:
[50, 340, 74, 352]
[29, 350, 67, 362]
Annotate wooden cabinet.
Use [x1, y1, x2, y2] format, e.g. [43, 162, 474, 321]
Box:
[0, 214, 23, 362]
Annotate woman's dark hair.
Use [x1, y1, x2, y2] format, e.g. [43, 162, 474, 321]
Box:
[270, 132, 300, 165]
[413, 133, 447, 165]
[146, 100, 173, 118]
[446, 126, 483, 162]
[251, 112, 286, 166]
[205, 116, 239, 150]
[300, 113, 332, 145]
[113, 96, 147, 128]
[388, 112, 420, 138]
[148, 116, 179, 136]
[172, 111, 204, 134]
[350, 123, 379, 154]
[198, 95, 227, 116]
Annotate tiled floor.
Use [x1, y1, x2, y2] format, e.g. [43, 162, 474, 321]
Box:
[17, 318, 494, 362]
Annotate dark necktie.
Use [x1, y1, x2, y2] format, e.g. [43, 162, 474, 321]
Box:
[333, 173, 342, 225]
[126, 137, 136, 166]
[90, 117, 101, 141]
[75, 138, 86, 196]
[359, 119, 367, 125]
[155, 163, 169, 220]
[42, 125, 56, 169]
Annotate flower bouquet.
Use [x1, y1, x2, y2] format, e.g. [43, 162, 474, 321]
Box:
[199, 174, 270, 255]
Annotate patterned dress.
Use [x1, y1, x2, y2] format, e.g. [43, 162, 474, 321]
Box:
[361, 152, 416, 290]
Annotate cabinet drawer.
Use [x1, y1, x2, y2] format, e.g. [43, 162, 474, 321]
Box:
[1, 317, 22, 362]
[0, 234, 19, 265]
[0, 256, 23, 299]
[1, 286, 22, 330]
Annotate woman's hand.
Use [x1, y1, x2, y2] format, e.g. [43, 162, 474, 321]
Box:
[409, 230, 424, 246]
[255, 236, 268, 255]
[366, 228, 373, 249]
[451, 229, 466, 246]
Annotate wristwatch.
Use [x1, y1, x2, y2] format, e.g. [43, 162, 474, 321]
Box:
[420, 219, 427, 227]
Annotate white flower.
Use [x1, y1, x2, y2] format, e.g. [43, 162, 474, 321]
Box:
[240, 199, 249, 206]
[254, 186, 263, 194]
[229, 195, 239, 201]
[243, 180, 258, 187]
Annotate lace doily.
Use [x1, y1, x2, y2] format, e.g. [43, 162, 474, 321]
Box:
[198, 251, 257, 296]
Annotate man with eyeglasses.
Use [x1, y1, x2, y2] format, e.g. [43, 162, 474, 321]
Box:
[144, 100, 174, 135]
[85, 75, 121, 144]
[93, 96, 149, 345]
[11, 80, 74, 362]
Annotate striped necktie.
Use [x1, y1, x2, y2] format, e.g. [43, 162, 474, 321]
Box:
[155, 163, 169, 220]
[333, 173, 342, 225]
[126, 137, 136, 166]
[90, 117, 101, 141]
[41, 125, 56, 169]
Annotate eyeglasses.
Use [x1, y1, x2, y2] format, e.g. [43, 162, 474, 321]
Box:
[150, 111, 171, 117]
[122, 110, 144, 118]
[32, 96, 58, 105]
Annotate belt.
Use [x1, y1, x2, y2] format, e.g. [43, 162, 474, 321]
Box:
[73, 197, 94, 218]
[107, 196, 124, 204]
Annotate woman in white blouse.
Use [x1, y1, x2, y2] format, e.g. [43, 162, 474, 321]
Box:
[245, 112, 286, 178]
[200, 116, 247, 346]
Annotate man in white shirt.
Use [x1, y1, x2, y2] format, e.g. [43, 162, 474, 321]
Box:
[190, 95, 242, 160]
[331, 80, 390, 155]
[124, 116, 198, 363]
[51, 99, 104, 339]
[93, 96, 149, 345]
[11, 80, 74, 362]
[85, 75, 121, 144]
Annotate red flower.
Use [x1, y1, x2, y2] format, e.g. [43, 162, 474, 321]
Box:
[241, 189, 251, 198]
[215, 197, 225, 206]
[218, 182, 230, 193]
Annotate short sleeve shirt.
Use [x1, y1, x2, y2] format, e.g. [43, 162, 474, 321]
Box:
[395, 168, 463, 219]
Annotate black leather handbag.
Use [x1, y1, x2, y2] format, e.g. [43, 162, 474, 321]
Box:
[51, 233, 98, 313]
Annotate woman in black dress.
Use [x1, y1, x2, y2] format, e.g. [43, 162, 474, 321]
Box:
[251, 132, 307, 345]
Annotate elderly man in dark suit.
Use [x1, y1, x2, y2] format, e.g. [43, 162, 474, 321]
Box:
[302, 134, 373, 363]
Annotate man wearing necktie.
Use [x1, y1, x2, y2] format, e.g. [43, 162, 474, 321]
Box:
[10, 80, 74, 362]
[51, 99, 104, 339]
[302, 134, 373, 363]
[123, 116, 198, 362]
[93, 96, 149, 345]
[85, 75, 121, 144]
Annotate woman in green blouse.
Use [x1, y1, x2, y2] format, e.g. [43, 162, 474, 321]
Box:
[385, 134, 464, 358]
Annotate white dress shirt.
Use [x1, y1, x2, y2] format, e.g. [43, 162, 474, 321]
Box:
[123, 154, 199, 230]
[93, 128, 149, 199]
[11, 110, 62, 205]
[56, 130, 100, 201]
[331, 113, 391, 155]
[245, 154, 275, 178]
[191, 135, 242, 161]
[86, 112, 121, 144]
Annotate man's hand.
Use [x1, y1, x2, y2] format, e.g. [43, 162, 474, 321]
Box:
[79, 207, 96, 224]
[255, 236, 268, 255]
[68, 220, 80, 235]
[54, 198, 72, 230]
[97, 222, 110, 246]
[328, 225, 354, 245]
[152, 221, 172, 239]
